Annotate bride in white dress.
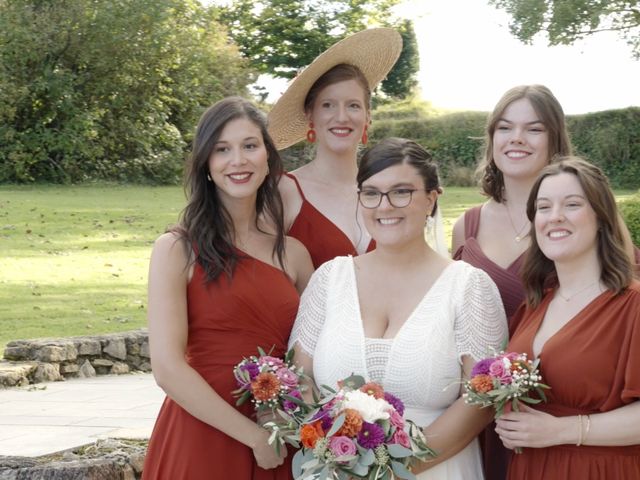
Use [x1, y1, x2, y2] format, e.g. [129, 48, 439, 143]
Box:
[289, 138, 508, 479]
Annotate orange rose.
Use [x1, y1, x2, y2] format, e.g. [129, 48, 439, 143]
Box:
[360, 382, 385, 399]
[336, 408, 363, 438]
[300, 421, 324, 449]
[469, 374, 494, 393]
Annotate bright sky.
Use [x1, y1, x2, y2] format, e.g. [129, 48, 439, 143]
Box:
[261, 0, 640, 114]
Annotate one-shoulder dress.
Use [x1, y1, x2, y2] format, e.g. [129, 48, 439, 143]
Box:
[285, 172, 375, 269]
[142, 254, 299, 480]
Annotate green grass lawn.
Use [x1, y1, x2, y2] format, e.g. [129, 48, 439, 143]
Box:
[0, 184, 634, 354]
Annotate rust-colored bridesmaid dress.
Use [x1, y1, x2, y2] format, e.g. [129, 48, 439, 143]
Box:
[284, 172, 375, 269]
[506, 281, 640, 479]
[142, 254, 299, 480]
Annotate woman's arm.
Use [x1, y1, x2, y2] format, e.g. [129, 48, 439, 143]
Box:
[148, 233, 284, 469]
[496, 401, 640, 449]
[412, 355, 494, 472]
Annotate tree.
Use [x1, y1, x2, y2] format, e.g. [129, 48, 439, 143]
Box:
[380, 19, 419, 99]
[489, 0, 640, 59]
[0, 0, 253, 183]
[218, 0, 401, 79]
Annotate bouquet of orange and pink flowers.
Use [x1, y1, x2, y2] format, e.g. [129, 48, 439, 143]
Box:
[463, 350, 550, 453]
[232, 347, 307, 414]
[285, 375, 435, 480]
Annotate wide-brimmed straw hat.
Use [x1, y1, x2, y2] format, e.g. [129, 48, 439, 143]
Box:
[267, 28, 402, 150]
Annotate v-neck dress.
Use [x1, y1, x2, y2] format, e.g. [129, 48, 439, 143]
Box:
[506, 281, 640, 480]
[143, 254, 300, 480]
[289, 256, 508, 479]
[285, 172, 375, 269]
[453, 205, 526, 325]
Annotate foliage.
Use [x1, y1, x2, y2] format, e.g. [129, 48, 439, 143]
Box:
[218, 0, 409, 95]
[0, 0, 253, 184]
[489, 0, 640, 59]
[619, 192, 640, 246]
[567, 107, 640, 189]
[380, 19, 419, 99]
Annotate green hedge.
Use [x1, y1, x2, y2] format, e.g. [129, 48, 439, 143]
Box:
[620, 193, 640, 246]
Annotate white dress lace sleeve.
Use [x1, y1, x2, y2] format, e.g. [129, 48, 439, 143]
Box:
[454, 266, 508, 362]
[287, 260, 333, 357]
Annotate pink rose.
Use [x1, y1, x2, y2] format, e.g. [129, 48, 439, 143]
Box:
[258, 355, 285, 369]
[387, 409, 405, 429]
[489, 360, 512, 384]
[328, 436, 357, 460]
[391, 429, 411, 449]
[275, 367, 298, 389]
[503, 352, 519, 362]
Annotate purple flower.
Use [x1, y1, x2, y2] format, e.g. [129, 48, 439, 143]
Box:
[241, 362, 260, 380]
[471, 358, 494, 377]
[234, 362, 259, 388]
[329, 436, 357, 459]
[321, 415, 334, 432]
[384, 392, 405, 416]
[489, 360, 512, 385]
[357, 421, 385, 449]
[275, 367, 299, 389]
[282, 390, 302, 413]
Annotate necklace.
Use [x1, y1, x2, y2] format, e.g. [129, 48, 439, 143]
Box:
[504, 202, 529, 242]
[556, 281, 601, 302]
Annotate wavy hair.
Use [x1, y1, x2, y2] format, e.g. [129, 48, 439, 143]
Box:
[177, 97, 286, 282]
[478, 85, 572, 203]
[521, 157, 632, 307]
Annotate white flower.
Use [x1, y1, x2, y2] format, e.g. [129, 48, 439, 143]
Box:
[342, 390, 392, 423]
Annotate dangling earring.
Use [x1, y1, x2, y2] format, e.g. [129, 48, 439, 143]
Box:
[361, 125, 368, 145]
[306, 122, 316, 143]
[206, 173, 212, 182]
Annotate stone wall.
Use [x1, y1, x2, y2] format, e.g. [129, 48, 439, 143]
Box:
[0, 330, 150, 387]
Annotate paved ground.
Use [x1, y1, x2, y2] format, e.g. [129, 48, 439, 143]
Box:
[0, 373, 164, 457]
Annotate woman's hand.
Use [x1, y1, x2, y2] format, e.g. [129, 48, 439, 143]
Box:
[252, 427, 286, 470]
[495, 404, 575, 450]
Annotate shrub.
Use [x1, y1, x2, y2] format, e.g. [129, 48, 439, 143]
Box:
[620, 193, 640, 247]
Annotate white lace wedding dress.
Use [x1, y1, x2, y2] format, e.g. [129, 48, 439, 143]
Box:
[289, 256, 507, 480]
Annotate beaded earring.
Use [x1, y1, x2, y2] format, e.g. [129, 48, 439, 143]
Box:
[306, 122, 316, 143]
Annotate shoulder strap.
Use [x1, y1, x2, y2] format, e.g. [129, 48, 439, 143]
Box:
[464, 205, 483, 239]
[283, 171, 306, 200]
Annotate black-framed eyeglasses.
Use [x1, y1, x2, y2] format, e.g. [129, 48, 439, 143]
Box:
[357, 188, 421, 209]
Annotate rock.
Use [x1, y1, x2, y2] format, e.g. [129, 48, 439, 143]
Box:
[138, 362, 152, 372]
[0, 362, 37, 387]
[103, 339, 127, 360]
[36, 344, 78, 362]
[110, 362, 130, 375]
[91, 359, 114, 367]
[128, 452, 145, 473]
[78, 360, 96, 378]
[139, 342, 150, 359]
[3, 341, 32, 361]
[77, 340, 101, 356]
[122, 464, 137, 480]
[33, 363, 63, 383]
[60, 363, 80, 374]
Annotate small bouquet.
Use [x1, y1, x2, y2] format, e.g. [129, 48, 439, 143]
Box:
[288, 375, 435, 480]
[463, 350, 550, 453]
[232, 347, 307, 415]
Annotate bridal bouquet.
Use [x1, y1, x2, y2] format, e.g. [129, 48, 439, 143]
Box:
[232, 347, 307, 414]
[288, 375, 435, 480]
[463, 350, 550, 453]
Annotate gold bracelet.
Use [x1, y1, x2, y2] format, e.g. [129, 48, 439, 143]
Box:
[583, 415, 591, 444]
[576, 414, 584, 446]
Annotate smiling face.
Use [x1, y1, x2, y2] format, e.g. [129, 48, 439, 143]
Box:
[308, 79, 369, 155]
[208, 117, 269, 205]
[359, 163, 437, 248]
[534, 172, 599, 265]
[492, 98, 550, 182]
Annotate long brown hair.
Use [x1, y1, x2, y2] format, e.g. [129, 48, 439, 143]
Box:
[178, 97, 286, 282]
[521, 157, 632, 307]
[479, 85, 572, 203]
